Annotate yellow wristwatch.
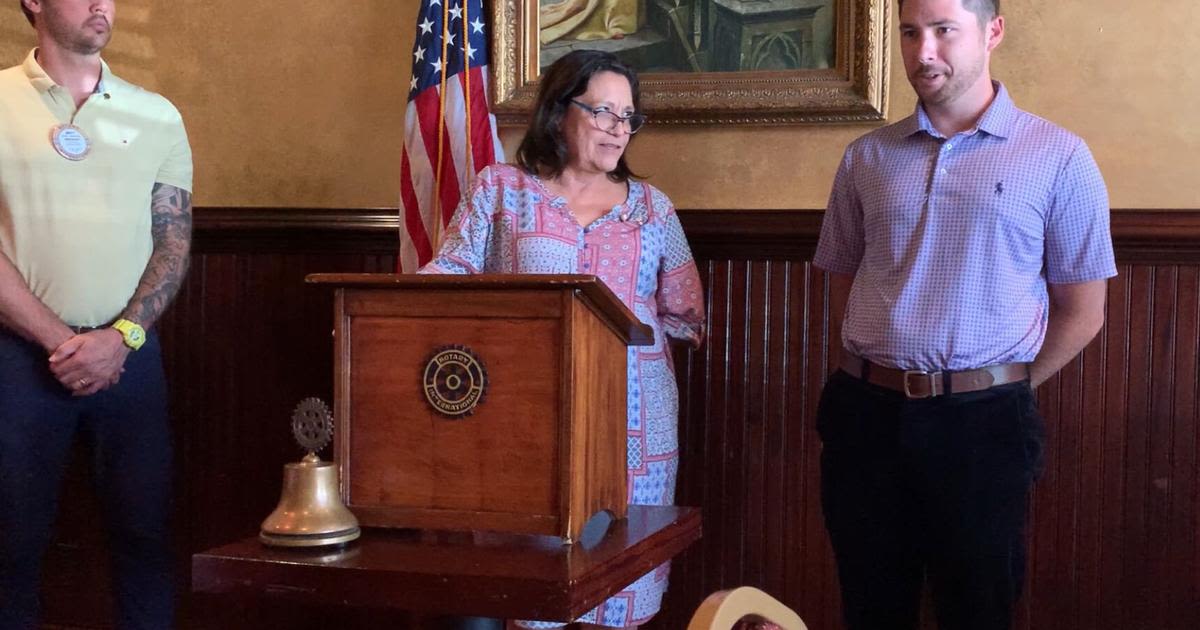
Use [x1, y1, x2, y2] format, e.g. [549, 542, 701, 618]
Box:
[112, 319, 146, 350]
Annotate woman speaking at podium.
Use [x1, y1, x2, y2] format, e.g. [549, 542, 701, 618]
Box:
[420, 49, 706, 629]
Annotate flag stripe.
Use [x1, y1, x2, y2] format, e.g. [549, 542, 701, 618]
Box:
[399, 148, 432, 272]
[414, 87, 463, 236]
[443, 76, 471, 224]
[400, 101, 439, 272]
[465, 66, 495, 171]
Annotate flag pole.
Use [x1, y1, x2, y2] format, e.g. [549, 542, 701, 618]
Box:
[432, 0, 453, 249]
[461, 0, 474, 182]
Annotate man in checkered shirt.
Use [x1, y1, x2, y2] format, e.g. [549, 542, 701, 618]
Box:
[813, 1, 1115, 628]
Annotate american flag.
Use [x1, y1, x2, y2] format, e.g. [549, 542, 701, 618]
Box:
[399, 0, 504, 272]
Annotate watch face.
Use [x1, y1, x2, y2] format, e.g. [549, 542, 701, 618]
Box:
[130, 329, 144, 342]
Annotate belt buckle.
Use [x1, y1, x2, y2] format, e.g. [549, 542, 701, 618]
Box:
[902, 370, 942, 399]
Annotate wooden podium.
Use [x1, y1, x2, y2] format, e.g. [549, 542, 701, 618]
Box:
[306, 274, 653, 543]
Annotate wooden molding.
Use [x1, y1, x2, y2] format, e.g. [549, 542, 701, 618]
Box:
[1109, 210, 1200, 263]
[193, 207, 1200, 263]
[193, 207, 401, 253]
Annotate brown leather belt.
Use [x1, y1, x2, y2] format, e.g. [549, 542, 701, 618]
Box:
[841, 354, 1030, 399]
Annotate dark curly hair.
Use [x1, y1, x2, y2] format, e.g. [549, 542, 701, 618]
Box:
[516, 49, 642, 183]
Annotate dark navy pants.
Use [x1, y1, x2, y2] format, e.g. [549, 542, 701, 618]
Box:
[817, 369, 1045, 630]
[0, 329, 173, 630]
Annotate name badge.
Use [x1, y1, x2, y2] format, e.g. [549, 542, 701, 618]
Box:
[50, 124, 92, 161]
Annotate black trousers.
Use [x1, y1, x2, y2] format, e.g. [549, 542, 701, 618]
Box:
[817, 370, 1045, 630]
[0, 330, 173, 630]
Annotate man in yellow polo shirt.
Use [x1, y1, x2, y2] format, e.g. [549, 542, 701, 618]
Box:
[0, 1, 192, 627]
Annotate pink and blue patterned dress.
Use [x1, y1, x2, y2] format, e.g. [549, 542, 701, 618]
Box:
[421, 163, 705, 627]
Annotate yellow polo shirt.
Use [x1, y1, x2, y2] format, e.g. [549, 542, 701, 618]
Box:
[0, 50, 193, 326]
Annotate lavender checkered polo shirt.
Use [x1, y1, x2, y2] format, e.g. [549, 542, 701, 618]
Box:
[814, 82, 1117, 372]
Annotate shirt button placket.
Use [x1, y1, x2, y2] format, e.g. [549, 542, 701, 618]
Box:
[936, 141, 951, 177]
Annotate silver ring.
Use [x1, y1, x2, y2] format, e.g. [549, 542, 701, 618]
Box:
[78, 378, 88, 388]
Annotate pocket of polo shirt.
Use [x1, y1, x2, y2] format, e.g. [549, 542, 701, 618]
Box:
[991, 196, 1047, 275]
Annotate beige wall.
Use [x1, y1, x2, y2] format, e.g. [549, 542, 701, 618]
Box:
[1, 1, 1197, 209]
[0, 0, 407, 208]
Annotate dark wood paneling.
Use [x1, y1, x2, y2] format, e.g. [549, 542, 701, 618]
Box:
[659, 260, 846, 630]
[41, 208, 1200, 630]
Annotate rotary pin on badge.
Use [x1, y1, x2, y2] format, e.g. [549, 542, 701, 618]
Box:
[50, 124, 92, 161]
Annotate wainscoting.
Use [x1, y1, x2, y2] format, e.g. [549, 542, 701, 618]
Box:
[41, 209, 1199, 630]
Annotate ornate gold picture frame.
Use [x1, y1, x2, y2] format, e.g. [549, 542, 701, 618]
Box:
[490, 0, 890, 125]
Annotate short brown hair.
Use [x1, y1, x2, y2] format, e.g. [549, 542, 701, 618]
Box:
[899, 0, 999, 23]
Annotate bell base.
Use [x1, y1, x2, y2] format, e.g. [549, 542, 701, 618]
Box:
[259, 526, 361, 548]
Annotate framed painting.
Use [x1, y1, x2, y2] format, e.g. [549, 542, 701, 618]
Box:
[489, 0, 890, 125]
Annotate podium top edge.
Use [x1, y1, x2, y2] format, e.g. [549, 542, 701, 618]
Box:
[306, 273, 654, 345]
[307, 273, 602, 289]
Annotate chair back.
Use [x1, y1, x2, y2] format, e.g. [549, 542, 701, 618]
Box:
[686, 586, 807, 630]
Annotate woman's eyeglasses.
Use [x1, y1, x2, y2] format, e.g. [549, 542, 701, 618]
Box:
[569, 100, 647, 134]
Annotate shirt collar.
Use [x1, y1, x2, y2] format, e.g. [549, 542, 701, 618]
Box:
[973, 81, 1016, 138]
[21, 48, 111, 96]
[902, 80, 1016, 140]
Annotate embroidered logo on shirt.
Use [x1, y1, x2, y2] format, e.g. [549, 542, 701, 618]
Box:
[995, 182, 1004, 195]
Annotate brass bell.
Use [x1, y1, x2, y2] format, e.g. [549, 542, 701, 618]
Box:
[260, 398, 360, 547]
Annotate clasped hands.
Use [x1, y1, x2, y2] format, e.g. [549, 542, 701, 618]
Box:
[48, 329, 129, 397]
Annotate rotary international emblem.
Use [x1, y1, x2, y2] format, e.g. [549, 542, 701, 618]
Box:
[422, 345, 488, 418]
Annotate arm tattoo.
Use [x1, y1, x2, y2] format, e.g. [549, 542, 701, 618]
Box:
[120, 182, 192, 328]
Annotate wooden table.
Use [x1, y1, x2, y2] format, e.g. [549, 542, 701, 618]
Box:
[192, 505, 700, 624]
